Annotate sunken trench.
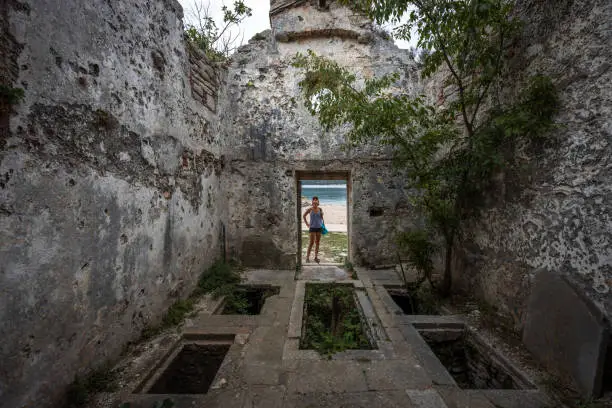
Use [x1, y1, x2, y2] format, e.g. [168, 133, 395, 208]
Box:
[419, 328, 536, 390]
[220, 285, 280, 315]
[300, 283, 375, 354]
[386, 286, 440, 315]
[146, 343, 231, 394]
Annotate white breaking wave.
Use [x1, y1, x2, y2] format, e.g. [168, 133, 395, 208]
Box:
[302, 185, 347, 189]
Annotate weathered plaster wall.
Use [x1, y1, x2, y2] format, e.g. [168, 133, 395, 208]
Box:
[218, 8, 422, 267]
[0, 1, 227, 406]
[272, 1, 376, 44]
[454, 0, 612, 327]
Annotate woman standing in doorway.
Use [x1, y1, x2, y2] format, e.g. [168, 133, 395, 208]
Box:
[303, 196, 324, 263]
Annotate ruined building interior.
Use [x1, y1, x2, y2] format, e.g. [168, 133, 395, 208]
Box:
[0, 0, 610, 407]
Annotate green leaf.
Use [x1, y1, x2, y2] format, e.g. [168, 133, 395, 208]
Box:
[294, 0, 559, 295]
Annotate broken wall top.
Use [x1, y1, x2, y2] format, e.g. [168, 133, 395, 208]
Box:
[271, 0, 375, 44]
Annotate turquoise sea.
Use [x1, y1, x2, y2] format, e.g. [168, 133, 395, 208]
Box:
[301, 182, 347, 206]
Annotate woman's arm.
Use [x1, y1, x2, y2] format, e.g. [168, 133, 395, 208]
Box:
[303, 207, 311, 227]
[320, 208, 324, 224]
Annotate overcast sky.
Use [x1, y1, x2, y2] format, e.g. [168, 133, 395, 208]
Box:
[178, 0, 271, 44]
[176, 0, 415, 51]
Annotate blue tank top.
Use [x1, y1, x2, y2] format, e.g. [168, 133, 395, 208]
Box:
[310, 208, 323, 228]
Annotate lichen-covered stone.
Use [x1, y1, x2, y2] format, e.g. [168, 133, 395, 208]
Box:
[0, 0, 226, 406]
[217, 3, 421, 267]
[454, 0, 612, 329]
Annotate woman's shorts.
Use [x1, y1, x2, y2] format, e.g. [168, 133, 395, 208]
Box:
[309, 227, 322, 233]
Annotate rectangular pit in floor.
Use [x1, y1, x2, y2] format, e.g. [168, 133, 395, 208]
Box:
[147, 342, 231, 394]
[420, 329, 535, 390]
[300, 283, 374, 353]
[385, 286, 439, 315]
[221, 285, 279, 315]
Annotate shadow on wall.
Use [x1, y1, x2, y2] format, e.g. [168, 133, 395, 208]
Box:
[240, 235, 296, 270]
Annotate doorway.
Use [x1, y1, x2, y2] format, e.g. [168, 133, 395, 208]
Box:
[296, 171, 350, 268]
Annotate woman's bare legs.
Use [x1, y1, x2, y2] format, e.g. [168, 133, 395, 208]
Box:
[314, 232, 322, 263]
[306, 232, 315, 262]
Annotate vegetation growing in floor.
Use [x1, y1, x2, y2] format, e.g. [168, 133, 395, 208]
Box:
[390, 232, 440, 314]
[302, 231, 348, 264]
[388, 283, 440, 315]
[301, 283, 373, 356]
[65, 362, 118, 408]
[0, 85, 25, 105]
[221, 286, 279, 315]
[293, 0, 560, 296]
[344, 259, 358, 280]
[195, 260, 242, 297]
[140, 260, 240, 340]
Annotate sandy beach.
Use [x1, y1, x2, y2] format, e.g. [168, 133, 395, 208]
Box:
[301, 203, 347, 232]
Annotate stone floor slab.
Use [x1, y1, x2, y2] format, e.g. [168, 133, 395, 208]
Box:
[286, 360, 369, 394]
[283, 390, 416, 408]
[243, 326, 287, 364]
[288, 281, 305, 338]
[282, 338, 320, 360]
[243, 385, 286, 408]
[436, 387, 496, 408]
[259, 296, 293, 326]
[362, 359, 432, 391]
[245, 269, 296, 283]
[365, 268, 403, 285]
[243, 363, 283, 385]
[299, 265, 350, 281]
[386, 327, 415, 359]
[478, 390, 552, 408]
[189, 314, 259, 329]
[406, 389, 449, 408]
[118, 388, 246, 408]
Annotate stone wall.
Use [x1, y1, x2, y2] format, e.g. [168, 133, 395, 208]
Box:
[188, 44, 225, 113]
[271, 1, 376, 44]
[0, 1, 28, 148]
[0, 1, 227, 406]
[218, 11, 422, 268]
[454, 0, 612, 328]
[0, 0, 25, 86]
[351, 161, 417, 266]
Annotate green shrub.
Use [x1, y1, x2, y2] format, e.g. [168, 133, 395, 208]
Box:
[141, 260, 241, 339]
[65, 362, 118, 407]
[196, 260, 241, 297]
[0, 85, 25, 105]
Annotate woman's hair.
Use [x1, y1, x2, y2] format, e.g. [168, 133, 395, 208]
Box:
[312, 196, 319, 200]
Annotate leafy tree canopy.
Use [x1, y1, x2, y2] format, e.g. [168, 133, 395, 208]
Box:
[293, 0, 559, 295]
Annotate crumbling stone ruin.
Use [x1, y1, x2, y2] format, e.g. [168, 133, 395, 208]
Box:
[0, 0, 610, 406]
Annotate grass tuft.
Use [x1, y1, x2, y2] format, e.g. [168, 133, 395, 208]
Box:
[141, 260, 241, 339]
[302, 231, 348, 263]
[65, 362, 118, 407]
[301, 283, 372, 356]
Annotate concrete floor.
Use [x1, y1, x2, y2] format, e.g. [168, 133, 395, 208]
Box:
[92, 266, 552, 408]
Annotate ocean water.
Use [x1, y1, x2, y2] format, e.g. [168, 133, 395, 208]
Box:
[301, 184, 347, 206]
